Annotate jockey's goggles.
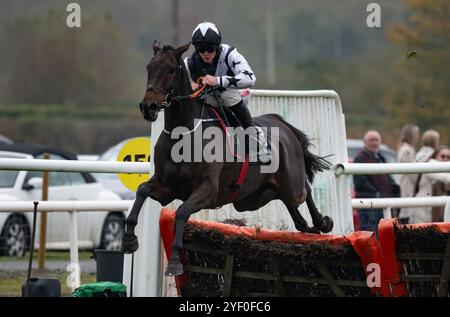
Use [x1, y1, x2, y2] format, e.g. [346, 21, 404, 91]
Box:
[196, 44, 217, 54]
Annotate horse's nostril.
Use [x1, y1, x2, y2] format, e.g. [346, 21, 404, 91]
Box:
[139, 102, 145, 111]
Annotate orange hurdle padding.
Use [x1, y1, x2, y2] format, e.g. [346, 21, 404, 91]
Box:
[377, 218, 450, 297]
[159, 208, 385, 296]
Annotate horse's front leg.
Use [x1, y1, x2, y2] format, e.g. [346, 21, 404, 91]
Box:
[165, 179, 218, 276]
[122, 176, 172, 253]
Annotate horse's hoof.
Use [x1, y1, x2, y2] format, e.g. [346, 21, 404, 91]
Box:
[320, 216, 334, 233]
[295, 224, 320, 234]
[121, 233, 139, 253]
[307, 226, 321, 234]
[165, 261, 184, 276]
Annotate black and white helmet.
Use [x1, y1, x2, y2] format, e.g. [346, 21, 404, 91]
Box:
[191, 22, 221, 45]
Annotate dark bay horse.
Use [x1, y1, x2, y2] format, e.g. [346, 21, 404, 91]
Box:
[122, 41, 334, 276]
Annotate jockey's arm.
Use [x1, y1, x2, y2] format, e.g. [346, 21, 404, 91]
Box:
[216, 48, 256, 89]
[183, 57, 201, 91]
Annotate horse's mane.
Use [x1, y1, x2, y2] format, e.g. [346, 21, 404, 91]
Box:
[153, 45, 177, 58]
[162, 45, 175, 52]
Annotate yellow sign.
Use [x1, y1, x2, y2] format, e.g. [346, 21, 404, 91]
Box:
[117, 137, 151, 191]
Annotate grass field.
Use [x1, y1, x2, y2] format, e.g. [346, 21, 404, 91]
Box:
[0, 271, 97, 297]
[0, 251, 96, 297]
[0, 251, 93, 263]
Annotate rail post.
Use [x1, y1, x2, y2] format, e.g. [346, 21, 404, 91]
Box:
[68, 210, 80, 291]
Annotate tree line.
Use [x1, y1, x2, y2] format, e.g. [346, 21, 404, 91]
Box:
[0, 0, 447, 152]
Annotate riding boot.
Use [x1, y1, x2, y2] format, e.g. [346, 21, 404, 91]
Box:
[229, 101, 271, 164]
[229, 100, 253, 129]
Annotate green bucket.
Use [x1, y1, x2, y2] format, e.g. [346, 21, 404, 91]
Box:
[72, 281, 127, 297]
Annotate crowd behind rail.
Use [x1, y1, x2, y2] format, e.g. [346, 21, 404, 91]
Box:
[353, 124, 450, 235]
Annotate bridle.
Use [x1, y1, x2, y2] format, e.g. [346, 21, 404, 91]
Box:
[145, 59, 182, 110]
[144, 57, 207, 112]
[145, 84, 175, 110]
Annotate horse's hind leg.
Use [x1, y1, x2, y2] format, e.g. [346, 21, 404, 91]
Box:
[287, 207, 320, 234]
[305, 183, 334, 233]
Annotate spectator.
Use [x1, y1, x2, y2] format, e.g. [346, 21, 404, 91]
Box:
[434, 145, 450, 163]
[354, 130, 400, 234]
[396, 124, 420, 220]
[416, 129, 440, 162]
[401, 145, 450, 224]
[434, 146, 450, 195]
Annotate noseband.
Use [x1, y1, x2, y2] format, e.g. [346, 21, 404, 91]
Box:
[146, 84, 175, 109]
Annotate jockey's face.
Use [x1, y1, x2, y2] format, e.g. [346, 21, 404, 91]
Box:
[196, 44, 217, 64]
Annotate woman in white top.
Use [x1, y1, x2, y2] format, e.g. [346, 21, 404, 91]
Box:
[415, 129, 440, 163]
[403, 146, 450, 224]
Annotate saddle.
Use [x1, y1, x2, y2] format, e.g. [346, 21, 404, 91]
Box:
[199, 89, 272, 166]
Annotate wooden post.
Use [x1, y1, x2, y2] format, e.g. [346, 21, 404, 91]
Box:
[38, 153, 49, 269]
[269, 258, 286, 296]
[317, 261, 345, 297]
[437, 235, 450, 297]
[223, 254, 235, 297]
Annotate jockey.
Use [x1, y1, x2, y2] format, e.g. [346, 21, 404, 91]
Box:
[184, 21, 271, 164]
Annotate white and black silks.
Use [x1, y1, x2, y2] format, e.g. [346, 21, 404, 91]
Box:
[184, 44, 256, 90]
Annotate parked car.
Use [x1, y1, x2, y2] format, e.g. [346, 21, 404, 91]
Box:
[346, 139, 397, 231]
[0, 134, 13, 145]
[0, 143, 125, 256]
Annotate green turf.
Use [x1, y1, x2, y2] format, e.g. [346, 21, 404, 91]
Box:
[0, 272, 97, 297]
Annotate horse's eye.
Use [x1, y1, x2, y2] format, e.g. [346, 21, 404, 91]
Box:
[168, 69, 176, 75]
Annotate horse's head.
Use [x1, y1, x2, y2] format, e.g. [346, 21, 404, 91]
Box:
[139, 41, 191, 122]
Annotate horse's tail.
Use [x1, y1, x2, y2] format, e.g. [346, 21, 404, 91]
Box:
[277, 115, 332, 183]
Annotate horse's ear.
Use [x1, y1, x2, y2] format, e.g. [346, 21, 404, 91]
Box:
[153, 40, 162, 55]
[175, 42, 191, 59]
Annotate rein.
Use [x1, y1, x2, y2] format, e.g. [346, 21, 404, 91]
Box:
[147, 55, 210, 135]
[147, 58, 208, 110]
[172, 77, 208, 102]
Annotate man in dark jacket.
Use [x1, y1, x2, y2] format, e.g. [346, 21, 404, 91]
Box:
[354, 130, 400, 234]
